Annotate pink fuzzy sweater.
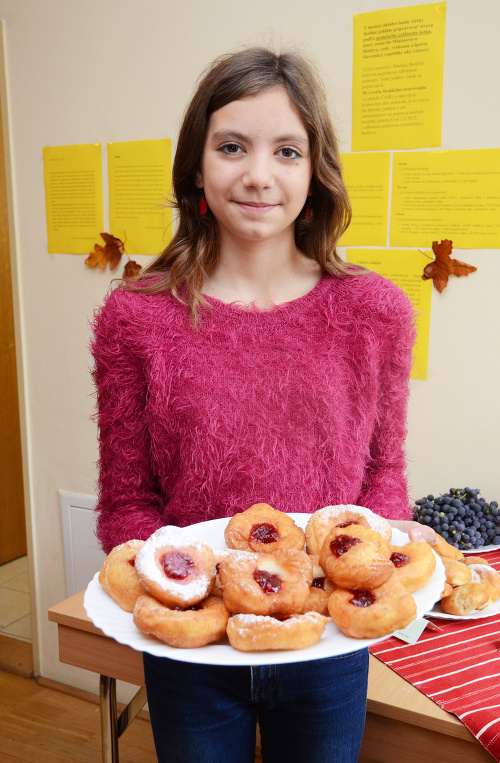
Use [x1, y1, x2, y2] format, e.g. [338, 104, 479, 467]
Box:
[92, 272, 415, 553]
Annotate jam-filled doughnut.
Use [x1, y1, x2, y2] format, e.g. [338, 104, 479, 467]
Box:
[133, 593, 229, 648]
[218, 548, 313, 617]
[328, 579, 417, 639]
[440, 582, 489, 616]
[442, 558, 472, 586]
[298, 555, 336, 615]
[211, 548, 254, 598]
[134, 526, 216, 608]
[98, 539, 146, 612]
[430, 532, 464, 561]
[319, 525, 393, 590]
[226, 612, 330, 652]
[305, 505, 392, 555]
[389, 542, 436, 593]
[469, 564, 500, 608]
[224, 503, 305, 553]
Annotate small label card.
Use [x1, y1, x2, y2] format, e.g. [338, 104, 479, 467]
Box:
[393, 618, 430, 645]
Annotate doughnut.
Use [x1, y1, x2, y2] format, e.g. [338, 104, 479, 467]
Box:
[98, 539, 146, 612]
[442, 558, 472, 586]
[319, 525, 393, 590]
[430, 532, 464, 561]
[224, 503, 305, 553]
[440, 582, 453, 599]
[134, 526, 216, 608]
[218, 548, 313, 617]
[305, 505, 392, 555]
[469, 565, 500, 608]
[463, 556, 491, 567]
[440, 583, 489, 616]
[133, 593, 229, 648]
[211, 548, 254, 597]
[327, 579, 417, 639]
[389, 542, 436, 593]
[226, 612, 330, 652]
[298, 555, 336, 615]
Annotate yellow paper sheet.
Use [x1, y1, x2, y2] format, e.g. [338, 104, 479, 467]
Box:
[339, 152, 390, 246]
[345, 249, 432, 380]
[391, 148, 500, 248]
[108, 139, 172, 255]
[352, 2, 446, 151]
[43, 144, 104, 254]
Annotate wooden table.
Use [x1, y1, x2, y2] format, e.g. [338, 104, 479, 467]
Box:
[49, 592, 494, 763]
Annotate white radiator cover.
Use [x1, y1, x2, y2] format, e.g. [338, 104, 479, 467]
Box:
[59, 490, 106, 597]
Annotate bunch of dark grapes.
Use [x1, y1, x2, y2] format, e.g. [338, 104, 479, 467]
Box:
[413, 488, 500, 550]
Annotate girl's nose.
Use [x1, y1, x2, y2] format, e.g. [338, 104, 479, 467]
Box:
[242, 153, 275, 190]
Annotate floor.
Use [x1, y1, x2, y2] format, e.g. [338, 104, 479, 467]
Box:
[0, 555, 31, 642]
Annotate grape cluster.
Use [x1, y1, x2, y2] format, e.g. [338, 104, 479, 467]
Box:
[413, 488, 500, 550]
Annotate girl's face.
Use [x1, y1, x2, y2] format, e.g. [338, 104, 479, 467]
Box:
[196, 86, 312, 249]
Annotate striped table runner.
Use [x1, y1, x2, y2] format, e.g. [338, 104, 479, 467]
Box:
[370, 548, 500, 762]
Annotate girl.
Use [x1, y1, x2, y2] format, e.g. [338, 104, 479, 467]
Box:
[92, 47, 432, 763]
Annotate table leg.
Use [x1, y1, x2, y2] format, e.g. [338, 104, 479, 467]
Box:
[100, 675, 119, 763]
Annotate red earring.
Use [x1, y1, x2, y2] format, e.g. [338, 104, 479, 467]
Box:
[199, 193, 208, 216]
[305, 197, 313, 221]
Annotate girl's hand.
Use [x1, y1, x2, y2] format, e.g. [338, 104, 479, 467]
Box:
[389, 519, 436, 544]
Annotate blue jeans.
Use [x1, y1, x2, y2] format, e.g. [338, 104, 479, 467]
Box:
[143, 649, 369, 763]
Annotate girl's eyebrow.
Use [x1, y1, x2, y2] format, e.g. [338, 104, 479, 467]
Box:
[210, 129, 309, 148]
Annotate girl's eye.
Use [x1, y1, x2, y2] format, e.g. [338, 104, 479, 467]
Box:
[219, 143, 242, 155]
[278, 147, 300, 159]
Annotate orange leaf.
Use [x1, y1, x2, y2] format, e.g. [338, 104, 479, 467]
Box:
[123, 259, 142, 280]
[422, 239, 477, 293]
[85, 233, 124, 271]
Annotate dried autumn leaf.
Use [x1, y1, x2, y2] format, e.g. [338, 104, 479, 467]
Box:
[422, 239, 477, 293]
[85, 233, 124, 271]
[123, 259, 141, 280]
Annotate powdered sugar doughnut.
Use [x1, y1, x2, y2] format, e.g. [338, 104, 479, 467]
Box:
[211, 548, 254, 597]
[306, 505, 392, 555]
[134, 526, 216, 608]
[469, 565, 500, 608]
[226, 612, 330, 651]
[133, 593, 229, 648]
[98, 539, 146, 612]
[218, 548, 313, 617]
[319, 525, 394, 590]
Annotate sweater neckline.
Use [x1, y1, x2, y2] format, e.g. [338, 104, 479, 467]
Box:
[201, 272, 332, 321]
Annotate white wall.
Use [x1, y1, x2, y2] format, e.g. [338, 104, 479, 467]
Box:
[0, 0, 498, 693]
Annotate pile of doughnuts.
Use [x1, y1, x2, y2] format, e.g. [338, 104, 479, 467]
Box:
[97, 502, 439, 651]
[431, 533, 500, 616]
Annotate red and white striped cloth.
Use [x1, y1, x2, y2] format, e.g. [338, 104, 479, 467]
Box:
[370, 549, 500, 762]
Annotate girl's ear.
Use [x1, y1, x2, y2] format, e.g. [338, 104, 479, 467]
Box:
[195, 170, 203, 189]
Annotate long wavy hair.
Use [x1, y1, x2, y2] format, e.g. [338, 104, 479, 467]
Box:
[127, 47, 359, 322]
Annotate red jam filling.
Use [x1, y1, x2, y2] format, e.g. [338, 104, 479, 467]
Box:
[336, 520, 360, 528]
[390, 552, 411, 568]
[160, 551, 194, 580]
[249, 523, 280, 544]
[350, 590, 376, 607]
[253, 569, 282, 594]
[174, 603, 202, 611]
[330, 534, 361, 557]
[312, 576, 326, 590]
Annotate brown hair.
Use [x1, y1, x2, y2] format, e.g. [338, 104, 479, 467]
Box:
[128, 46, 358, 321]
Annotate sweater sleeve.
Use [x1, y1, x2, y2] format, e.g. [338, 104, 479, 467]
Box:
[356, 281, 416, 521]
[91, 288, 165, 553]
